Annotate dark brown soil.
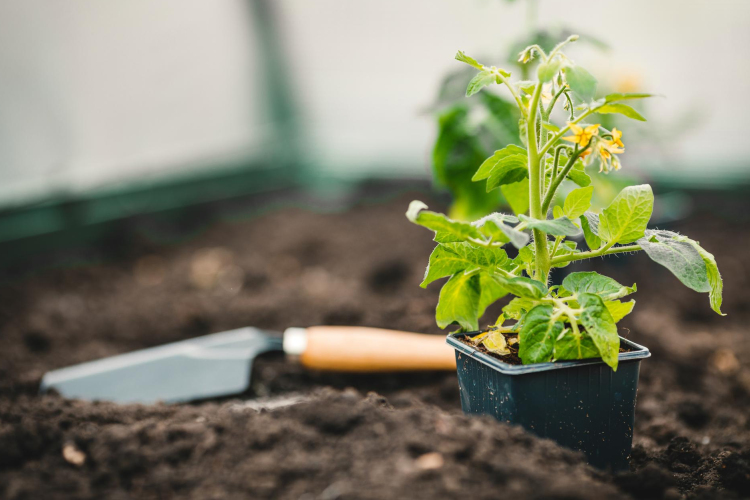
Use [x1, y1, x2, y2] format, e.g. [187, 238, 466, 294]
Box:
[1, 185, 750, 499]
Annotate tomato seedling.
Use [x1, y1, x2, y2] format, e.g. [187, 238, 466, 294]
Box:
[408, 36, 723, 370]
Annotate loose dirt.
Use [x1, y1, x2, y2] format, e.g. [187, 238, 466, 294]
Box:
[1, 185, 749, 499]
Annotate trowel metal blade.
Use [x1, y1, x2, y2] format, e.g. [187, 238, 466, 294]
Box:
[40, 327, 283, 404]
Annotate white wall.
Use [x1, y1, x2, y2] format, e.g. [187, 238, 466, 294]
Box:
[278, 0, 750, 181]
[0, 0, 271, 206]
[0, 0, 748, 207]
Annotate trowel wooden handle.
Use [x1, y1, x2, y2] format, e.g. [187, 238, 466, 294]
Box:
[283, 326, 456, 372]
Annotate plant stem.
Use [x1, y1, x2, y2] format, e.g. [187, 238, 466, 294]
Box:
[541, 147, 584, 214]
[550, 236, 563, 259]
[550, 244, 642, 265]
[526, 83, 550, 283]
[497, 74, 528, 119]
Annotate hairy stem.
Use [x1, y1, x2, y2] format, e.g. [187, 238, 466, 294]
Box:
[526, 83, 550, 283]
[550, 244, 642, 265]
[497, 74, 528, 119]
[541, 146, 585, 214]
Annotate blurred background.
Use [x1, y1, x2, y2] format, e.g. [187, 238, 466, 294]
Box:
[0, 0, 748, 270]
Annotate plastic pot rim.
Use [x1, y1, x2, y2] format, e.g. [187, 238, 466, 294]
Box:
[447, 332, 650, 375]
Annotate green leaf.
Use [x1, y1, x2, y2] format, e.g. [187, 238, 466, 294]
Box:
[605, 300, 635, 323]
[599, 185, 654, 244]
[455, 50, 484, 70]
[493, 275, 548, 299]
[562, 271, 636, 300]
[503, 297, 538, 320]
[472, 145, 527, 181]
[473, 214, 530, 249]
[563, 186, 594, 219]
[407, 201, 484, 243]
[566, 160, 592, 187]
[595, 103, 646, 121]
[485, 155, 529, 191]
[680, 238, 724, 315]
[553, 205, 564, 219]
[518, 214, 581, 237]
[537, 58, 565, 83]
[580, 212, 602, 250]
[542, 122, 560, 133]
[578, 293, 620, 370]
[604, 92, 656, 103]
[637, 230, 711, 294]
[436, 273, 480, 330]
[564, 64, 598, 102]
[554, 332, 600, 361]
[478, 273, 509, 316]
[501, 178, 530, 215]
[421, 243, 511, 288]
[466, 71, 497, 97]
[550, 240, 580, 269]
[519, 304, 563, 364]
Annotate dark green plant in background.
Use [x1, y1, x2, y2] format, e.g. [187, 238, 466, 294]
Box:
[409, 36, 724, 370]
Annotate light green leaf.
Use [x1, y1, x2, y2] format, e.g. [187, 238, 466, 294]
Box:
[501, 178, 530, 215]
[580, 212, 602, 250]
[498, 275, 548, 299]
[436, 273, 480, 330]
[478, 273, 509, 316]
[421, 243, 511, 288]
[519, 304, 563, 364]
[562, 271, 636, 300]
[578, 293, 620, 370]
[473, 214, 529, 249]
[595, 103, 646, 122]
[680, 238, 724, 315]
[466, 71, 497, 97]
[599, 185, 654, 244]
[407, 201, 484, 243]
[550, 240, 581, 269]
[503, 297, 538, 320]
[554, 332, 600, 361]
[563, 186, 594, 219]
[472, 145, 528, 181]
[637, 230, 711, 294]
[564, 64, 598, 102]
[542, 122, 560, 133]
[553, 205, 564, 219]
[605, 300, 635, 323]
[473, 212, 519, 224]
[455, 50, 483, 70]
[518, 214, 581, 237]
[604, 92, 657, 103]
[537, 58, 565, 83]
[566, 160, 591, 187]
[485, 155, 529, 191]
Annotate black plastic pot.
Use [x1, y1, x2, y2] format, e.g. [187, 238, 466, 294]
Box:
[447, 333, 650, 471]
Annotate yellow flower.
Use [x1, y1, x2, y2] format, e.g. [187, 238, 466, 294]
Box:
[562, 123, 600, 147]
[591, 138, 625, 172]
[610, 128, 624, 148]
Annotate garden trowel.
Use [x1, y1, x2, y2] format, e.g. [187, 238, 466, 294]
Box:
[40, 326, 456, 404]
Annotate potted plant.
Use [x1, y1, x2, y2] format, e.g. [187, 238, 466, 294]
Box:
[407, 36, 724, 471]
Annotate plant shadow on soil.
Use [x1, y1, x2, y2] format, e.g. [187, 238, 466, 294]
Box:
[1, 182, 750, 499]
